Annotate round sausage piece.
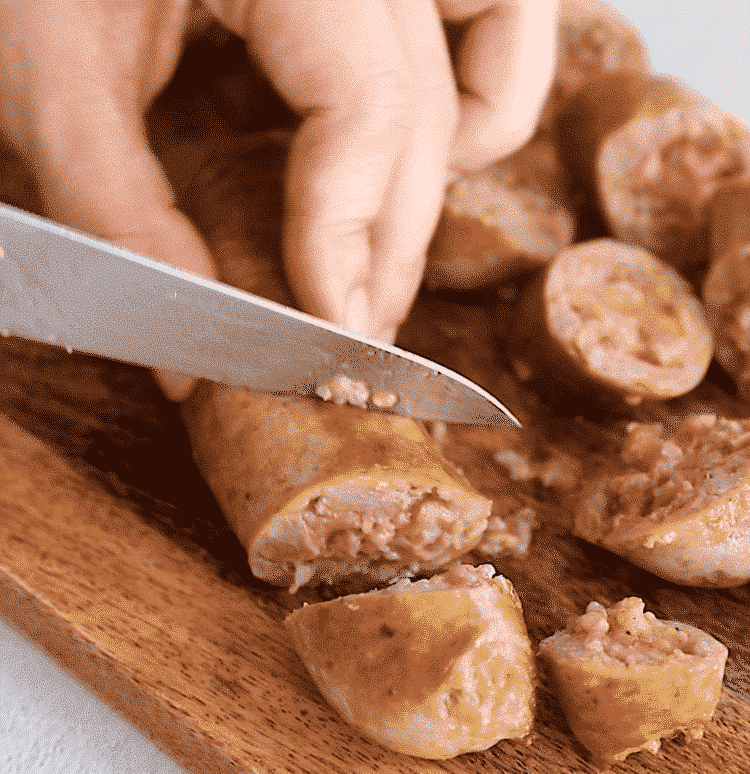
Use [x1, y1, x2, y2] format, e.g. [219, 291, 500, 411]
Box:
[556, 73, 750, 270]
[284, 563, 535, 759]
[513, 239, 713, 408]
[538, 0, 650, 132]
[425, 136, 576, 289]
[573, 414, 750, 586]
[538, 597, 728, 766]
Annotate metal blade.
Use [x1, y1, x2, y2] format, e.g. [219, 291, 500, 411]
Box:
[0, 203, 519, 426]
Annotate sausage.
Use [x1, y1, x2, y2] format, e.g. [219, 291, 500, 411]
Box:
[425, 135, 576, 289]
[537, 597, 728, 766]
[555, 72, 750, 270]
[572, 413, 750, 586]
[158, 133, 492, 591]
[509, 239, 713, 412]
[181, 385, 492, 591]
[538, 0, 650, 133]
[702, 180, 750, 399]
[284, 563, 535, 758]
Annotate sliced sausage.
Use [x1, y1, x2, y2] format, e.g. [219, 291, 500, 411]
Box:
[160, 133, 492, 591]
[538, 0, 650, 133]
[702, 180, 750, 399]
[425, 135, 576, 289]
[510, 239, 713, 412]
[555, 72, 750, 270]
[572, 413, 750, 586]
[284, 563, 535, 759]
[181, 385, 492, 591]
[538, 596, 728, 766]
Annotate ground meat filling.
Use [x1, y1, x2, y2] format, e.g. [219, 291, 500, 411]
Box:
[315, 374, 398, 410]
[253, 482, 488, 591]
[595, 414, 750, 540]
[599, 105, 746, 260]
[546, 241, 712, 398]
[567, 598, 698, 667]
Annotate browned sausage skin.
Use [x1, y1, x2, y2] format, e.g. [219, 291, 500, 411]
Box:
[284, 563, 535, 759]
[181, 386, 492, 591]
[538, 597, 728, 766]
[538, 0, 650, 132]
[702, 180, 750, 399]
[556, 73, 750, 270]
[509, 239, 713, 411]
[425, 136, 576, 290]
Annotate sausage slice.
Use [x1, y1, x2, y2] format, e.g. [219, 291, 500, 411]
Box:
[556, 72, 750, 270]
[538, 597, 728, 766]
[511, 239, 713, 410]
[284, 563, 535, 758]
[425, 136, 576, 289]
[538, 0, 650, 132]
[573, 414, 750, 586]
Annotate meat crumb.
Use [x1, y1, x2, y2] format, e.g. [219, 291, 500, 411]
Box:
[315, 374, 398, 410]
[315, 374, 370, 408]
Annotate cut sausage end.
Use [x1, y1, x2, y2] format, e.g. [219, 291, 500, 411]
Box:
[543, 239, 713, 400]
[574, 414, 750, 586]
[284, 563, 535, 759]
[251, 480, 491, 592]
[538, 596, 728, 765]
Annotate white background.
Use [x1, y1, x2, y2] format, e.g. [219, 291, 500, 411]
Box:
[2, 3, 749, 773]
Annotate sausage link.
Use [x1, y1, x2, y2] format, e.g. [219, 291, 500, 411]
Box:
[182, 385, 491, 591]
[159, 132, 492, 591]
[509, 239, 713, 413]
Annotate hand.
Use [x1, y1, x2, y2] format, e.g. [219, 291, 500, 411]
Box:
[0, 0, 558, 401]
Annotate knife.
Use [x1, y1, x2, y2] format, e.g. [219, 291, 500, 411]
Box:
[0, 202, 519, 427]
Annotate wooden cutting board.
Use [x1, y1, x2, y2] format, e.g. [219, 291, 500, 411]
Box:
[1, 334, 749, 774]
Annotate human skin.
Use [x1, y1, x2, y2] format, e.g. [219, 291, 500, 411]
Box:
[0, 0, 558, 400]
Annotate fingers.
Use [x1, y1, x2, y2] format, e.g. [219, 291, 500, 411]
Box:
[205, 0, 458, 342]
[438, 0, 560, 171]
[0, 2, 213, 401]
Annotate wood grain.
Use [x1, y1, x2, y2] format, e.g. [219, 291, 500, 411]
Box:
[0, 26, 748, 774]
[1, 334, 749, 774]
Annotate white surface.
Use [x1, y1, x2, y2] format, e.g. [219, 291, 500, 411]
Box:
[610, 0, 750, 126]
[1, 4, 749, 773]
[0, 619, 188, 774]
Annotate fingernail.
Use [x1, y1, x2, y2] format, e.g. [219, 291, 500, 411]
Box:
[344, 286, 370, 336]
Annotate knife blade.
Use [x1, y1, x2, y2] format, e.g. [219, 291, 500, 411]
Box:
[0, 202, 519, 427]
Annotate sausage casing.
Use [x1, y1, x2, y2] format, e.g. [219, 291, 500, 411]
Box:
[555, 72, 750, 269]
[181, 386, 492, 591]
[284, 564, 535, 758]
